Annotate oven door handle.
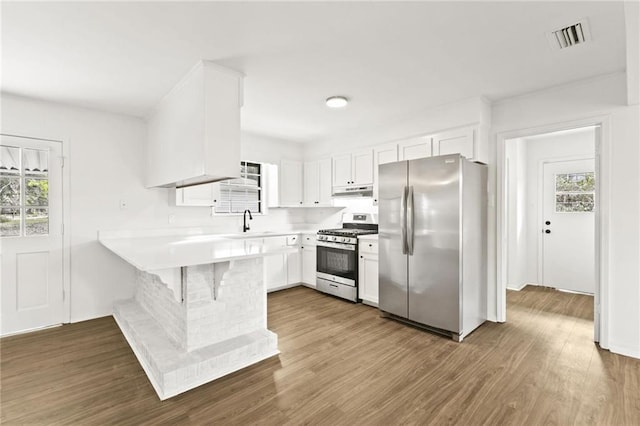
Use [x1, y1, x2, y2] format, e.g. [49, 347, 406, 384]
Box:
[316, 241, 356, 251]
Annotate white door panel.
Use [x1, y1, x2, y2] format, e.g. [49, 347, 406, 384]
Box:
[1, 135, 64, 335]
[332, 154, 351, 187]
[398, 137, 431, 161]
[433, 127, 474, 159]
[352, 150, 373, 185]
[541, 159, 595, 294]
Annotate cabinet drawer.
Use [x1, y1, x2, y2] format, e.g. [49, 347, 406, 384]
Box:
[286, 235, 299, 246]
[302, 233, 317, 246]
[359, 240, 378, 254]
[263, 236, 287, 248]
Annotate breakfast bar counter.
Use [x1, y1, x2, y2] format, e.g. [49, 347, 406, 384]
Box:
[99, 230, 295, 400]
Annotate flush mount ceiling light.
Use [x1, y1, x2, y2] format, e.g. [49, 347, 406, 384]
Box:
[326, 96, 348, 108]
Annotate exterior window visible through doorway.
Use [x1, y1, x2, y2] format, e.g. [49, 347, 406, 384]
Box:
[0, 145, 50, 237]
[555, 172, 595, 212]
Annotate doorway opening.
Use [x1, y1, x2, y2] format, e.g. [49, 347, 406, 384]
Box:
[503, 125, 599, 340]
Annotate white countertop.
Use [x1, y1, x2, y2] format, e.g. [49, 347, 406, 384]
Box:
[100, 233, 299, 271]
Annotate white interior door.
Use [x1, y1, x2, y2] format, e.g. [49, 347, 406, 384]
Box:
[1, 135, 64, 335]
[541, 158, 595, 294]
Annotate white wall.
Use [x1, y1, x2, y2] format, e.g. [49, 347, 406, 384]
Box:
[505, 138, 528, 290]
[305, 197, 377, 229]
[491, 72, 640, 358]
[1, 93, 306, 322]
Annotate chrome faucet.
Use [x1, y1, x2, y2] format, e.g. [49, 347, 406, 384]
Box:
[243, 209, 253, 232]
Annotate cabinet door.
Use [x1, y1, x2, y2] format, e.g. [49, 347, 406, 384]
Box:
[358, 253, 379, 304]
[373, 144, 398, 204]
[303, 161, 320, 206]
[432, 127, 474, 159]
[352, 149, 373, 185]
[286, 251, 301, 285]
[318, 158, 333, 205]
[176, 183, 215, 206]
[279, 160, 303, 206]
[398, 137, 432, 161]
[332, 154, 352, 186]
[302, 246, 317, 286]
[264, 254, 286, 292]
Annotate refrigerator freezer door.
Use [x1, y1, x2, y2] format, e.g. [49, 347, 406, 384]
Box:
[378, 161, 408, 318]
[407, 155, 461, 332]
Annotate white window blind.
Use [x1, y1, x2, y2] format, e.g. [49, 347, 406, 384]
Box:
[215, 161, 262, 214]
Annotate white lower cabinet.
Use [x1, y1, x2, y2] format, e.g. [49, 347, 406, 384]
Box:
[264, 253, 287, 292]
[358, 239, 379, 305]
[287, 251, 301, 285]
[302, 245, 316, 287]
[264, 235, 302, 292]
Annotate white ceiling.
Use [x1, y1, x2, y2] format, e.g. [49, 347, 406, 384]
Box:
[1, 2, 627, 143]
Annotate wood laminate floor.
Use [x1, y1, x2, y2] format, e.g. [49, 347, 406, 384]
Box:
[1, 285, 639, 425]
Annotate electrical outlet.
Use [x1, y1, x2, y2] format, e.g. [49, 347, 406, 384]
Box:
[168, 214, 176, 224]
[119, 199, 128, 210]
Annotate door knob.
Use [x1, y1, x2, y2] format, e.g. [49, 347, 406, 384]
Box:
[545, 220, 551, 225]
[545, 229, 551, 234]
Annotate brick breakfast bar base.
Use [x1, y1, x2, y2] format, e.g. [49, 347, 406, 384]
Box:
[113, 257, 279, 400]
[98, 231, 295, 401]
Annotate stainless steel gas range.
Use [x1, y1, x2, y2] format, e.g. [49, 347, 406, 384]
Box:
[316, 213, 378, 302]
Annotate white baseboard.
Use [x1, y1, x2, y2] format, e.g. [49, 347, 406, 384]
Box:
[361, 299, 378, 308]
[609, 343, 640, 360]
[506, 282, 528, 291]
[266, 283, 301, 293]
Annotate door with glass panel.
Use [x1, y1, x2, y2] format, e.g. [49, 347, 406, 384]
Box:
[541, 158, 595, 294]
[1, 135, 64, 335]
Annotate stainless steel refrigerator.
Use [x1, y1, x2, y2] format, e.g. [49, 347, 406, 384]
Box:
[378, 154, 487, 342]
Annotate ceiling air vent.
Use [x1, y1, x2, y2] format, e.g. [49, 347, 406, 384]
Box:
[547, 19, 591, 50]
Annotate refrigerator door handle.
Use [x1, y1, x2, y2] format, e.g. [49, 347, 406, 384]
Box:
[401, 185, 408, 254]
[407, 185, 414, 255]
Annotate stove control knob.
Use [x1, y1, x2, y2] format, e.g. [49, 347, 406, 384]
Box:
[342, 237, 348, 243]
[331, 236, 337, 242]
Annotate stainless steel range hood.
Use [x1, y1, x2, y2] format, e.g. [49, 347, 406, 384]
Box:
[332, 185, 374, 197]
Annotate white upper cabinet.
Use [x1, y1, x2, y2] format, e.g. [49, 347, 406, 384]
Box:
[176, 182, 218, 207]
[303, 161, 319, 206]
[279, 160, 303, 206]
[398, 137, 432, 161]
[318, 158, 332, 205]
[146, 61, 244, 188]
[332, 154, 353, 187]
[373, 144, 399, 204]
[304, 158, 332, 206]
[352, 149, 374, 185]
[432, 127, 475, 159]
[332, 149, 373, 187]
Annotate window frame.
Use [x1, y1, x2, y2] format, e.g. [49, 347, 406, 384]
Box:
[214, 161, 264, 215]
[554, 171, 596, 213]
[0, 144, 50, 237]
